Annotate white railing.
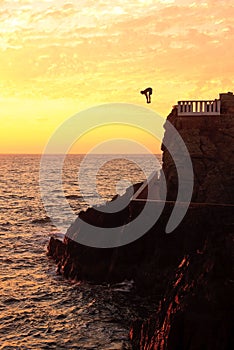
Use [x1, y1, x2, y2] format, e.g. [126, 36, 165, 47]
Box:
[177, 100, 221, 116]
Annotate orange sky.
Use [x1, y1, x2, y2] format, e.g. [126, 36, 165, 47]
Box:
[0, 0, 233, 154]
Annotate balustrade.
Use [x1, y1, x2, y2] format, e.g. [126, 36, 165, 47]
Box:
[177, 99, 221, 115]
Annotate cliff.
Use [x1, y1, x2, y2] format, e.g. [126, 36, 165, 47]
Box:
[129, 92, 234, 349]
[47, 92, 234, 350]
[161, 93, 234, 204]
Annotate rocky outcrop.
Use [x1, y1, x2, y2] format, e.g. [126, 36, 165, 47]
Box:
[48, 201, 234, 349]
[48, 196, 175, 285]
[48, 201, 233, 290]
[161, 93, 234, 204]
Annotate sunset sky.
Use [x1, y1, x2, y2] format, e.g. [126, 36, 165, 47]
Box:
[0, 0, 233, 153]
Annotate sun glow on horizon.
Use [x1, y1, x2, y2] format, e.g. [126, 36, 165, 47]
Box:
[68, 124, 162, 155]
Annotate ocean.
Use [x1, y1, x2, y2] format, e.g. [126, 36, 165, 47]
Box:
[0, 154, 161, 350]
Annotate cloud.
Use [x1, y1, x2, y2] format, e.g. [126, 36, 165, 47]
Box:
[35, 2, 76, 20]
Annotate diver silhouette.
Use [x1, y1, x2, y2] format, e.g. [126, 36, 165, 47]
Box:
[140, 87, 153, 103]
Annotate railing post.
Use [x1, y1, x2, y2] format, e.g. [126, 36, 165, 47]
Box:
[210, 101, 214, 112]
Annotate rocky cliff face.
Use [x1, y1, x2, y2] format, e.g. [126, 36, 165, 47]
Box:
[129, 93, 234, 349]
[161, 96, 234, 204]
[130, 209, 233, 350]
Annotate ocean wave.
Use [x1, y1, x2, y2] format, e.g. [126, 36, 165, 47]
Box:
[3, 297, 20, 304]
[31, 216, 51, 224]
[65, 194, 83, 200]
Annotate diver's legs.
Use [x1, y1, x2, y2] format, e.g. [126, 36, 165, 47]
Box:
[147, 93, 151, 103]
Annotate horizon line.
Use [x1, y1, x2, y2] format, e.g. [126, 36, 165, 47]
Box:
[0, 152, 162, 156]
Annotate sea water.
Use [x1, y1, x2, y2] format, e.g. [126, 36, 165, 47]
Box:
[0, 154, 161, 349]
